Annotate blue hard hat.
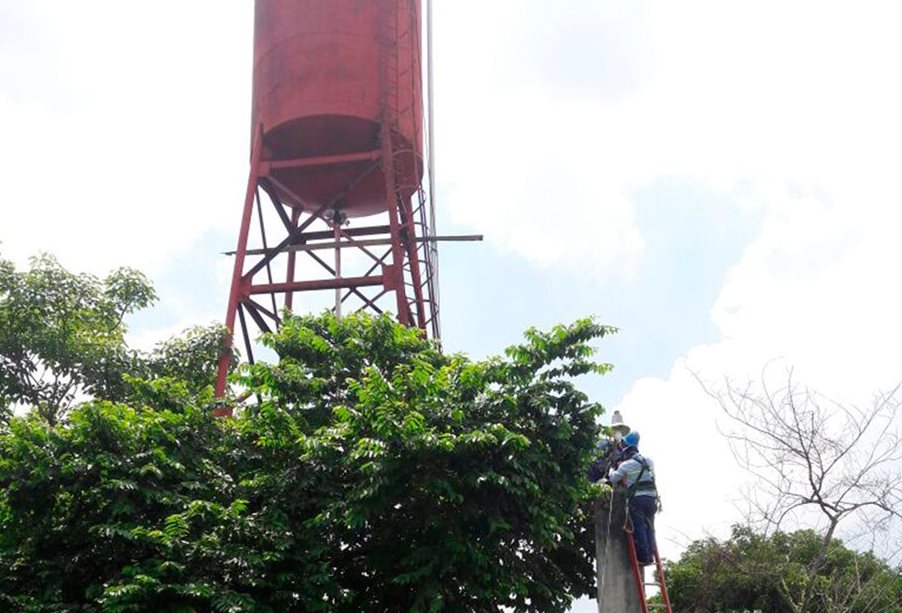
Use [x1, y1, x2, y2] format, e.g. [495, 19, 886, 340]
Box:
[624, 431, 640, 448]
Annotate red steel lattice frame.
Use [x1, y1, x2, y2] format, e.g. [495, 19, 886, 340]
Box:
[214, 2, 438, 413]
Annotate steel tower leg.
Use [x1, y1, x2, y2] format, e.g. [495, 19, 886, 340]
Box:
[214, 126, 264, 413]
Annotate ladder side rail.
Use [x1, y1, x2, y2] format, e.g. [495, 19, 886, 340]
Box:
[652, 539, 673, 613]
[625, 525, 651, 613]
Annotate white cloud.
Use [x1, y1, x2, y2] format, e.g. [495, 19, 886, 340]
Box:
[0, 2, 253, 276]
[436, 0, 902, 277]
[3, 0, 902, 273]
[434, 1, 649, 278]
[435, 2, 902, 572]
[616, 185, 902, 561]
[5, 0, 902, 282]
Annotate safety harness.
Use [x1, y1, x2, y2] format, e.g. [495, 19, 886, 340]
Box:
[625, 454, 657, 498]
[623, 454, 658, 536]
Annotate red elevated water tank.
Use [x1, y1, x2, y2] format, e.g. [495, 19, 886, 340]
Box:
[253, 0, 423, 218]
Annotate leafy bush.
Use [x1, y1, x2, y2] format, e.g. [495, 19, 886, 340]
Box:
[0, 252, 235, 425]
[0, 253, 156, 424]
[665, 525, 902, 613]
[0, 313, 615, 612]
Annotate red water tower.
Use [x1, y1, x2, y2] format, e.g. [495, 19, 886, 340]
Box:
[215, 0, 442, 404]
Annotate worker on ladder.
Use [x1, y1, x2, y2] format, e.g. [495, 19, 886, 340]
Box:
[607, 431, 658, 566]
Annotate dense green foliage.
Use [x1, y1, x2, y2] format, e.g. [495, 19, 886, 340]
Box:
[0, 253, 234, 424]
[665, 526, 902, 613]
[130, 323, 238, 404]
[0, 312, 615, 611]
[0, 253, 156, 424]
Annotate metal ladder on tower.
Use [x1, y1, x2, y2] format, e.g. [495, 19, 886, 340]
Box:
[625, 526, 673, 613]
[377, 0, 437, 334]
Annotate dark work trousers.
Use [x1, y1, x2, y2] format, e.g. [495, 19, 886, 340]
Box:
[629, 495, 657, 564]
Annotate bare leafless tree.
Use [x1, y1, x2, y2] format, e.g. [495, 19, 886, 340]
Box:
[697, 366, 902, 613]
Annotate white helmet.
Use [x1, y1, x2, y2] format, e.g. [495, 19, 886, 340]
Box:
[610, 410, 631, 436]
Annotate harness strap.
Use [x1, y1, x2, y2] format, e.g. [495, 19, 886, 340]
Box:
[626, 455, 657, 498]
[632, 481, 657, 492]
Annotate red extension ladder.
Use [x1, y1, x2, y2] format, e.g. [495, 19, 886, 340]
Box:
[625, 529, 673, 613]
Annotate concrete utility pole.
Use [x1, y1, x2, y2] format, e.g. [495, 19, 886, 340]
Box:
[596, 491, 642, 612]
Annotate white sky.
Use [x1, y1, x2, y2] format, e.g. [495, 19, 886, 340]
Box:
[2, 1, 902, 610]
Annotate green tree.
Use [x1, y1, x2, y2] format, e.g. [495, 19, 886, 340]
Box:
[0, 253, 156, 425]
[0, 402, 245, 611]
[0, 312, 616, 611]
[665, 526, 902, 613]
[698, 370, 902, 612]
[0, 252, 237, 425]
[143, 324, 234, 394]
[125, 323, 237, 411]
